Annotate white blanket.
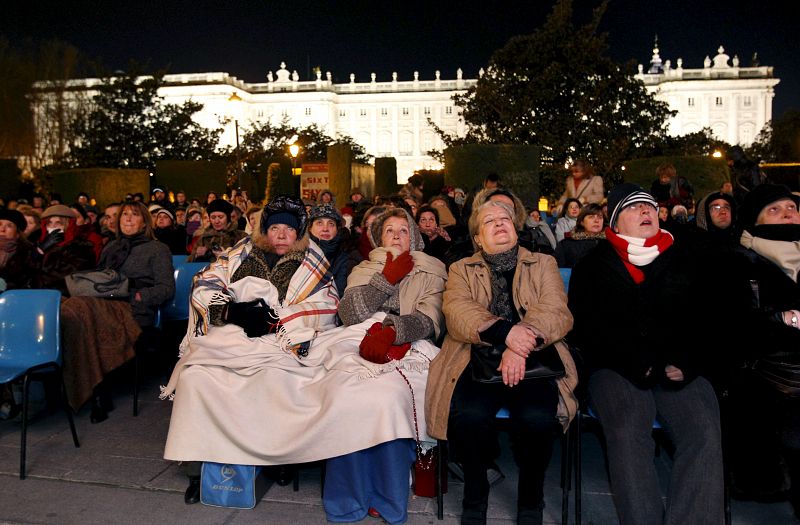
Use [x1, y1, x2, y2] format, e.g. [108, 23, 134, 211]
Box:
[163, 312, 438, 466]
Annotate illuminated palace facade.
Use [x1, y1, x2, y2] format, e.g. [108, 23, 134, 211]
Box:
[49, 44, 779, 182]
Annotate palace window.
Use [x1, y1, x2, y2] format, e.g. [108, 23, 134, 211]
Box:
[715, 97, 723, 107]
[445, 106, 453, 115]
[339, 109, 346, 117]
[402, 107, 409, 116]
[687, 97, 695, 107]
[305, 107, 311, 116]
[360, 108, 367, 117]
[423, 106, 431, 115]
[381, 108, 388, 117]
[743, 96, 752, 107]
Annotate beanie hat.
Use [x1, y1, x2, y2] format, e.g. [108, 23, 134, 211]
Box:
[309, 203, 343, 226]
[739, 184, 800, 232]
[0, 209, 27, 232]
[206, 199, 234, 219]
[155, 208, 175, 222]
[41, 204, 77, 219]
[260, 194, 308, 235]
[607, 183, 657, 228]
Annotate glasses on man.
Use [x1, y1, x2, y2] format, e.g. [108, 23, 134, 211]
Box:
[709, 204, 731, 213]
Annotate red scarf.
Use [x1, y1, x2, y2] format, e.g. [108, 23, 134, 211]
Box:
[605, 227, 674, 284]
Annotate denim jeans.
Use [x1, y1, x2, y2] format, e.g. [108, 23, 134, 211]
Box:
[589, 369, 723, 525]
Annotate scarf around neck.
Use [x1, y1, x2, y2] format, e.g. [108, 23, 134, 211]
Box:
[0, 237, 18, 268]
[482, 244, 519, 321]
[605, 227, 674, 284]
[741, 225, 800, 283]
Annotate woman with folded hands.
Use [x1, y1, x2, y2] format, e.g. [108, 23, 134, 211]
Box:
[425, 199, 578, 525]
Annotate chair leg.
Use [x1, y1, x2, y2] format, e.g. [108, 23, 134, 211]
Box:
[436, 439, 444, 520]
[61, 375, 80, 448]
[132, 354, 139, 417]
[20, 375, 31, 480]
[575, 410, 583, 525]
[561, 425, 570, 525]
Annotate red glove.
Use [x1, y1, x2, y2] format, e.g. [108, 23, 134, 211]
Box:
[381, 251, 414, 285]
[387, 342, 412, 362]
[359, 322, 397, 364]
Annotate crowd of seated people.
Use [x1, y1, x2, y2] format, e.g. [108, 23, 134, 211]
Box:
[1, 167, 799, 525]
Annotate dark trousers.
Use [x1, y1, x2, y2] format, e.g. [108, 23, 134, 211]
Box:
[447, 370, 559, 510]
[589, 369, 723, 525]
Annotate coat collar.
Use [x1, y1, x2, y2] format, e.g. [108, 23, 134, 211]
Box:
[463, 245, 539, 268]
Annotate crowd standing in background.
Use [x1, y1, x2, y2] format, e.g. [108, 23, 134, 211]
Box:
[1, 158, 799, 525]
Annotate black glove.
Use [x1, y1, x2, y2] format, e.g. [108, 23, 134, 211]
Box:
[38, 230, 65, 252]
[225, 298, 280, 338]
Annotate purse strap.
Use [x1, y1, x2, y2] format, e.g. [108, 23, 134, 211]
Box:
[395, 366, 435, 469]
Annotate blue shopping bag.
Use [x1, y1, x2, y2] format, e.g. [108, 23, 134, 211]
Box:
[200, 462, 268, 509]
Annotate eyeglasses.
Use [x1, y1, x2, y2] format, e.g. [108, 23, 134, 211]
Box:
[709, 204, 731, 213]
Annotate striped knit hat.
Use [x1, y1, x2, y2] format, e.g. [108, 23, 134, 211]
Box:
[607, 183, 658, 228]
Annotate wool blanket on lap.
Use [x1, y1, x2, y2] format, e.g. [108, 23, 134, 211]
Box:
[162, 311, 438, 466]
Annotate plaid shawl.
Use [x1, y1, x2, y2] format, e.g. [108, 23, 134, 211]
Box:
[185, 236, 338, 356]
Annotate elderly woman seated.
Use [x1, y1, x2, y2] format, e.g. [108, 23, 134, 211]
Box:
[162, 198, 444, 516]
[324, 207, 447, 524]
[426, 200, 578, 525]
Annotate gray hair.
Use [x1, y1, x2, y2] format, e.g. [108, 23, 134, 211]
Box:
[468, 200, 515, 239]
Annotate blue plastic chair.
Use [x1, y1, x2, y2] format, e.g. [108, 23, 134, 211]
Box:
[559, 268, 571, 293]
[0, 289, 80, 479]
[133, 258, 205, 416]
[161, 260, 207, 322]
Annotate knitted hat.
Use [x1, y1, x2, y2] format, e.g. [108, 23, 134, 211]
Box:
[41, 204, 77, 219]
[309, 203, 343, 226]
[206, 199, 234, 219]
[739, 184, 800, 232]
[0, 209, 27, 232]
[350, 187, 363, 198]
[607, 183, 657, 228]
[260, 194, 308, 235]
[155, 208, 175, 222]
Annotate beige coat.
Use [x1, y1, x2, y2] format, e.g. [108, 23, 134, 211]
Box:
[425, 248, 578, 439]
[346, 247, 448, 339]
[558, 175, 605, 206]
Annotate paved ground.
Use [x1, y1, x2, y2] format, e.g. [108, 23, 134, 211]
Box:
[0, 365, 797, 524]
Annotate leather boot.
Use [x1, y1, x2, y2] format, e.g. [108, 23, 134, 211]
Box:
[184, 476, 201, 504]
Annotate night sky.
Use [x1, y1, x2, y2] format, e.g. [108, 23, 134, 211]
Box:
[3, 0, 797, 119]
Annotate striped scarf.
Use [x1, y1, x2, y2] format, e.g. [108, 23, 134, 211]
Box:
[605, 227, 674, 284]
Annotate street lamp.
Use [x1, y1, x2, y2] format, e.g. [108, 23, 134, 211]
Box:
[289, 143, 300, 176]
[228, 92, 243, 188]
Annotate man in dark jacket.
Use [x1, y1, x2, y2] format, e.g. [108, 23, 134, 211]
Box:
[568, 183, 724, 525]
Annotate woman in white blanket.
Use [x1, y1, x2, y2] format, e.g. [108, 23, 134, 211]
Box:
[163, 198, 445, 517]
[324, 208, 447, 524]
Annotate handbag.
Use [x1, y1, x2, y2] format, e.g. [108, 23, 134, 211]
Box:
[65, 269, 129, 298]
[394, 368, 448, 498]
[470, 341, 565, 384]
[746, 279, 800, 397]
[200, 462, 269, 509]
[752, 352, 800, 397]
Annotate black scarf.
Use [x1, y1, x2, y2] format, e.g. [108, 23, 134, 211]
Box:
[310, 231, 343, 262]
[482, 244, 519, 322]
[101, 232, 150, 271]
[750, 224, 800, 243]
